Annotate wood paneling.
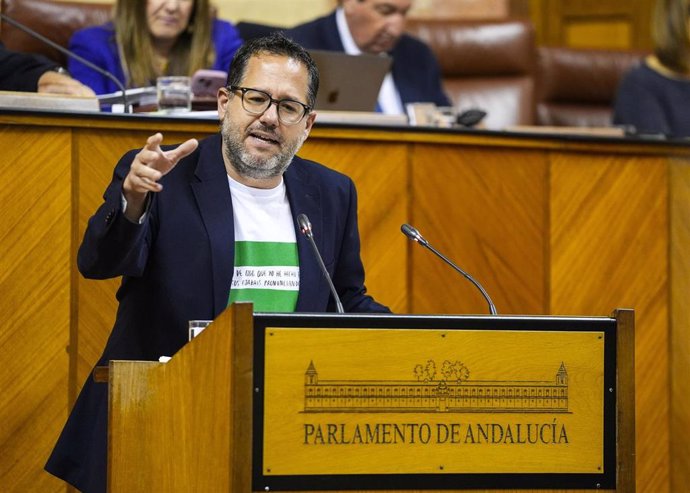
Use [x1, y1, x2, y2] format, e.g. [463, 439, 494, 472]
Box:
[550, 153, 669, 493]
[411, 144, 548, 315]
[670, 160, 690, 493]
[0, 127, 71, 491]
[532, 0, 655, 50]
[2, 112, 689, 492]
[564, 21, 631, 50]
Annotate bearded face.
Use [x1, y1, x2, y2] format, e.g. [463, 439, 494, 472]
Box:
[217, 55, 315, 185]
[221, 110, 307, 180]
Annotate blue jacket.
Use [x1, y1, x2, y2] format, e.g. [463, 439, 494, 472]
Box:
[284, 11, 450, 108]
[45, 133, 389, 493]
[67, 19, 243, 94]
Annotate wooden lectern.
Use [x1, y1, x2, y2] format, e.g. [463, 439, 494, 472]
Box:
[108, 304, 635, 492]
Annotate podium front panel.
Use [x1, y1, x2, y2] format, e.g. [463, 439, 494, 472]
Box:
[251, 313, 617, 491]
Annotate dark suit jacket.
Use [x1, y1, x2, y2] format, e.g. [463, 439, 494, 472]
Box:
[45, 132, 388, 493]
[0, 41, 59, 92]
[284, 11, 451, 108]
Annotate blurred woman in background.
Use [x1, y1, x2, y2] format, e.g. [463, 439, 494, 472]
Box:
[613, 0, 690, 138]
[68, 0, 242, 94]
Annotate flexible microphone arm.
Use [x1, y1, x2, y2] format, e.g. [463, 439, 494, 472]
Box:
[0, 12, 129, 112]
[401, 223, 498, 315]
[297, 214, 345, 314]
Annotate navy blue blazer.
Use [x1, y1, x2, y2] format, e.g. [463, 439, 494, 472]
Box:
[45, 132, 389, 493]
[284, 11, 451, 108]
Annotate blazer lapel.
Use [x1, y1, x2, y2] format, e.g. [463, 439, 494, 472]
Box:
[189, 134, 236, 316]
[284, 160, 324, 312]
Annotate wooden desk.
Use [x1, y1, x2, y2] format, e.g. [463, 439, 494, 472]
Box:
[1, 109, 688, 492]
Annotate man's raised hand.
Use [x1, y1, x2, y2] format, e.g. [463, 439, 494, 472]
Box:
[122, 133, 199, 221]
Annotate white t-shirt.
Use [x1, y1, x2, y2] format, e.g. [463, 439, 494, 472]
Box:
[227, 175, 299, 311]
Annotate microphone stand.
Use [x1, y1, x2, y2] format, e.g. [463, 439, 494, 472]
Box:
[0, 12, 130, 112]
[298, 214, 345, 314]
[402, 224, 497, 315]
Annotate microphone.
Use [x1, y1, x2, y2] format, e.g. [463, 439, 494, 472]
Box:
[0, 12, 130, 112]
[401, 223, 497, 315]
[297, 213, 345, 314]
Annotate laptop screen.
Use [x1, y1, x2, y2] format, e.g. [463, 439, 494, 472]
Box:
[308, 50, 392, 112]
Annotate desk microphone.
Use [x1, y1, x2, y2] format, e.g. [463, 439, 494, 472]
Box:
[0, 12, 129, 112]
[297, 213, 345, 314]
[401, 223, 497, 315]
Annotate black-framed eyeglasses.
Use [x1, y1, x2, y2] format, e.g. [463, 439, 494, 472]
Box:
[229, 86, 311, 125]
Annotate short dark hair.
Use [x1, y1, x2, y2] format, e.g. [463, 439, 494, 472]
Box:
[226, 33, 320, 109]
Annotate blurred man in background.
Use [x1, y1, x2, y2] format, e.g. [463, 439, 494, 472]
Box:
[285, 0, 450, 114]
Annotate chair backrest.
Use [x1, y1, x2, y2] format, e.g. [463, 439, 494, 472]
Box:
[405, 18, 537, 129]
[0, 0, 113, 66]
[536, 46, 645, 127]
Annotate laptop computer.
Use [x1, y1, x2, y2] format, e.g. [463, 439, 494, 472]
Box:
[308, 50, 392, 112]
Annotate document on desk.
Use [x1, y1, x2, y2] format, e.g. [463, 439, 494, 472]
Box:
[0, 90, 99, 112]
[314, 110, 408, 127]
[97, 86, 157, 105]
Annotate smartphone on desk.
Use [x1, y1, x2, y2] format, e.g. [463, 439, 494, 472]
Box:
[191, 69, 226, 99]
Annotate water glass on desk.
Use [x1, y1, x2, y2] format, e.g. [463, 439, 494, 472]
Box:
[157, 76, 192, 113]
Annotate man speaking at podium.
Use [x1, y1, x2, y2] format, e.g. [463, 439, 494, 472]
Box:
[45, 33, 389, 492]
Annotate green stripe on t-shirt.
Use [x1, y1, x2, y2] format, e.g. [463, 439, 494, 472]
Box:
[229, 240, 299, 312]
[234, 241, 299, 266]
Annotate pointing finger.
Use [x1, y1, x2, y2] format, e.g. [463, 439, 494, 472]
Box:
[165, 138, 199, 164]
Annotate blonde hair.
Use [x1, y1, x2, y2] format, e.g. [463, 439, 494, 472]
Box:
[114, 0, 215, 87]
[653, 0, 690, 73]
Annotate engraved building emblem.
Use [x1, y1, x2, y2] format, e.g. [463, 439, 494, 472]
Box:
[304, 360, 569, 413]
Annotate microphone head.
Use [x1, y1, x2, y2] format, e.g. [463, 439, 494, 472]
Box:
[401, 223, 427, 245]
[297, 214, 313, 237]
